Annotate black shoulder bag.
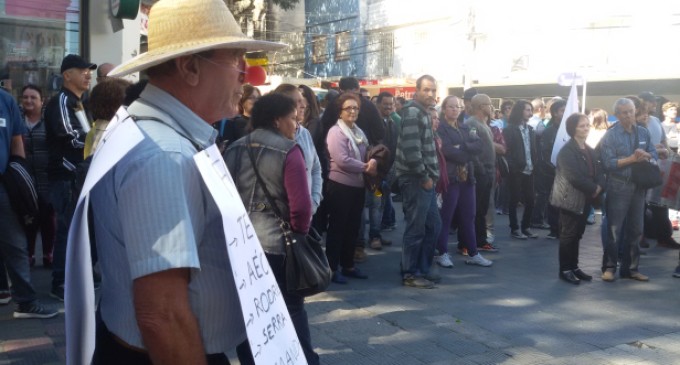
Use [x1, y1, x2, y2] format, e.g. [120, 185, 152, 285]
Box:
[630, 128, 662, 190]
[245, 135, 331, 297]
[0, 155, 39, 227]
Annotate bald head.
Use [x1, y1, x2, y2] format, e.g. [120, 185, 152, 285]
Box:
[97, 63, 116, 82]
[471, 94, 493, 121]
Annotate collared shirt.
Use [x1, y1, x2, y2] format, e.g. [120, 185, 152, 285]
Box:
[600, 122, 658, 181]
[90, 84, 246, 353]
[519, 123, 533, 175]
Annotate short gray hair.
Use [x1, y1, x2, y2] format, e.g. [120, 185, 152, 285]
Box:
[613, 98, 634, 115]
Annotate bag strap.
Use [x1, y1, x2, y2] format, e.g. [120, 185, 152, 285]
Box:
[245, 134, 291, 232]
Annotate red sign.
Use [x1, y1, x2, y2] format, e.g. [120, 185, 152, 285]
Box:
[5, 0, 74, 20]
[380, 87, 416, 100]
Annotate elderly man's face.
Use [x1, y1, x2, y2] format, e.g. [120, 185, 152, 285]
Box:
[615, 102, 636, 127]
[197, 48, 246, 121]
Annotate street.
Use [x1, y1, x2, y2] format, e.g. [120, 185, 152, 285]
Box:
[2, 206, 680, 365]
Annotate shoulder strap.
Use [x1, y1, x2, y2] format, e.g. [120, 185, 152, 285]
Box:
[245, 134, 285, 222]
[129, 114, 202, 152]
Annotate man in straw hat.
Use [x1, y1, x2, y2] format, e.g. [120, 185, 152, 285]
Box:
[88, 0, 285, 364]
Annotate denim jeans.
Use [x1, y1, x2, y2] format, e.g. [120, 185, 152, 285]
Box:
[381, 181, 396, 228]
[399, 175, 441, 277]
[364, 189, 384, 240]
[50, 179, 77, 288]
[602, 179, 644, 275]
[0, 183, 37, 303]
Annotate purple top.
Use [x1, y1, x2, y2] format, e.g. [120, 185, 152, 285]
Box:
[326, 124, 368, 188]
[285, 145, 312, 233]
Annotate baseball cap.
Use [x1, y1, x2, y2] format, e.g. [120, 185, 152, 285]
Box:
[60, 54, 97, 73]
[638, 91, 656, 103]
[463, 87, 478, 101]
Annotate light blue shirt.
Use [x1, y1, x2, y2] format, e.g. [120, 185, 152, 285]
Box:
[295, 125, 322, 214]
[600, 122, 658, 181]
[91, 84, 246, 353]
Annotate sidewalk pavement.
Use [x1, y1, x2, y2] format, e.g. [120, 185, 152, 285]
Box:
[2, 207, 680, 365]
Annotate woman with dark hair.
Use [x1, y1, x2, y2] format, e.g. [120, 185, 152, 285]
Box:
[224, 93, 319, 365]
[218, 84, 260, 147]
[20, 84, 54, 267]
[85, 78, 132, 157]
[325, 92, 377, 284]
[552, 113, 605, 284]
[273, 84, 323, 214]
[503, 100, 539, 239]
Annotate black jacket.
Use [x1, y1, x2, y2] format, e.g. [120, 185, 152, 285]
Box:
[555, 138, 606, 208]
[503, 123, 538, 174]
[44, 87, 87, 181]
[539, 120, 560, 176]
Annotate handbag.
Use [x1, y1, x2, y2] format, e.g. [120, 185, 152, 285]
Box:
[245, 136, 331, 297]
[631, 129, 663, 190]
[0, 155, 39, 227]
[550, 170, 586, 214]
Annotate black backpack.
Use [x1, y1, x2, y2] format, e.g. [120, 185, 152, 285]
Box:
[1, 155, 39, 227]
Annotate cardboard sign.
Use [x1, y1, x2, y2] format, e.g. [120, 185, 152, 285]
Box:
[194, 145, 306, 365]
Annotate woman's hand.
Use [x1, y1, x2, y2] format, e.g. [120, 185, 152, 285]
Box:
[592, 185, 602, 198]
[365, 159, 378, 176]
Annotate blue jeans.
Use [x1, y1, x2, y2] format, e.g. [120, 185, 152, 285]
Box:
[364, 189, 384, 240]
[602, 179, 644, 275]
[381, 181, 396, 228]
[0, 183, 37, 303]
[399, 175, 441, 277]
[50, 179, 77, 288]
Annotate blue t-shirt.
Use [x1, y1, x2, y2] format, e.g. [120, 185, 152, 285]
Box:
[0, 89, 26, 174]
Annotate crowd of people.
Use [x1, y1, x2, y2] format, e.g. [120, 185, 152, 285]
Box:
[0, 0, 679, 363]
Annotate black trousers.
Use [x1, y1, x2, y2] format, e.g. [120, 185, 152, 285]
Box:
[645, 204, 673, 241]
[558, 206, 590, 271]
[508, 172, 535, 231]
[324, 180, 365, 270]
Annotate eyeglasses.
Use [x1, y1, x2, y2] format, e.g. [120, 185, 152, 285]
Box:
[195, 54, 247, 76]
[342, 106, 359, 112]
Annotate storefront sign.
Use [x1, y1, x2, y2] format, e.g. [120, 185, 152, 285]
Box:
[110, 0, 140, 19]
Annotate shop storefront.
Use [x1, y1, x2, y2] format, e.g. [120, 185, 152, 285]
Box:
[0, 0, 83, 100]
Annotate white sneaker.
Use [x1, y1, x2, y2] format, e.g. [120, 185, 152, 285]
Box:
[466, 253, 493, 267]
[435, 253, 454, 268]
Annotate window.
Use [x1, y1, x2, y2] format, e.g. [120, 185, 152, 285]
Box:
[334, 31, 350, 62]
[312, 35, 327, 64]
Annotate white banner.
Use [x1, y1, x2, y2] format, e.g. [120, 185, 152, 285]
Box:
[66, 108, 144, 365]
[194, 145, 306, 365]
[551, 81, 579, 166]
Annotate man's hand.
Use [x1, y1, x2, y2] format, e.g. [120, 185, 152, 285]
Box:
[422, 178, 433, 190]
[633, 148, 652, 162]
[592, 185, 602, 198]
[656, 144, 669, 160]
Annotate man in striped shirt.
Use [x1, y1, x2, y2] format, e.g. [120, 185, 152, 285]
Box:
[395, 74, 441, 289]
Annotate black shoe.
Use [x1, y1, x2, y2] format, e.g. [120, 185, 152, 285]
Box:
[546, 232, 559, 240]
[531, 223, 551, 230]
[13, 301, 58, 319]
[331, 271, 348, 284]
[573, 268, 593, 281]
[559, 270, 580, 285]
[50, 285, 64, 302]
[342, 267, 368, 279]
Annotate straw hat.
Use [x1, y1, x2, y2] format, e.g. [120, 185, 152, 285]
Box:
[109, 0, 286, 77]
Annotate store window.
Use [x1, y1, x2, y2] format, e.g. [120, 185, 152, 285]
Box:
[0, 0, 81, 100]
